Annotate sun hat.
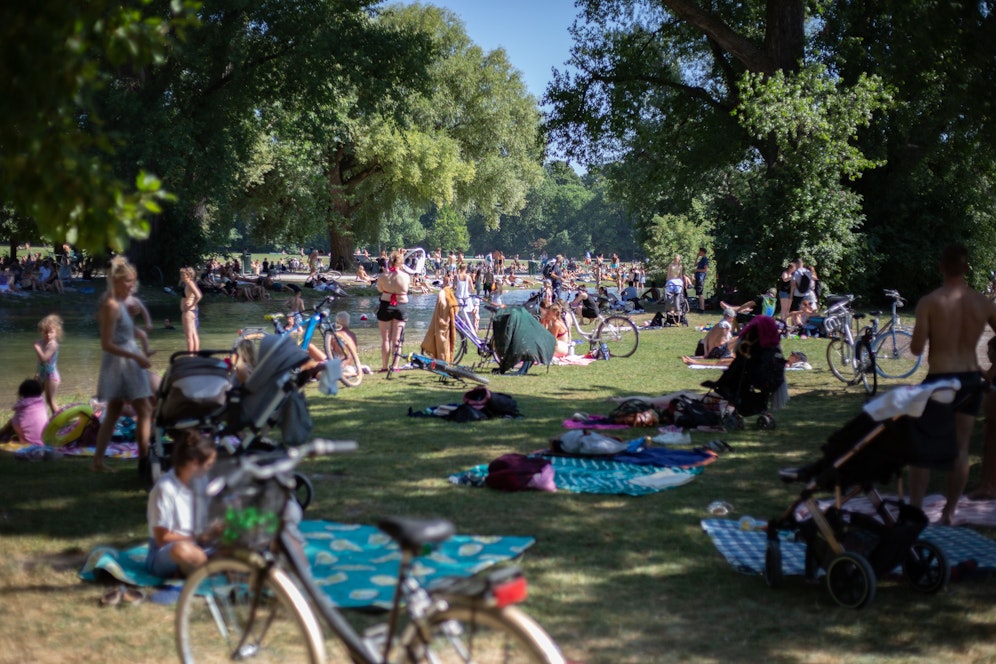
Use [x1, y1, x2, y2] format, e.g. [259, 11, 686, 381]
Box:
[723, 307, 737, 319]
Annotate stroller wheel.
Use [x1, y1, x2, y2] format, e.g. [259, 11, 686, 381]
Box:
[903, 540, 950, 594]
[826, 552, 876, 609]
[764, 541, 783, 588]
[294, 472, 314, 511]
[756, 413, 776, 430]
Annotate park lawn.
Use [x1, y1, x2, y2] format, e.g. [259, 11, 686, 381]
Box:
[2, 313, 996, 664]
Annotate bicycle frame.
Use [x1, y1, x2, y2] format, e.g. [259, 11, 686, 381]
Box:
[181, 442, 553, 663]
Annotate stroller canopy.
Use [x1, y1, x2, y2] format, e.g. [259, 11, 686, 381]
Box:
[491, 306, 555, 374]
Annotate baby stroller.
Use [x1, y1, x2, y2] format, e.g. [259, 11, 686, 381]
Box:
[150, 334, 316, 506]
[664, 278, 689, 326]
[763, 377, 978, 608]
[701, 315, 786, 429]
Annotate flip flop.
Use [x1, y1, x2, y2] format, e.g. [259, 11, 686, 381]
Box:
[121, 587, 145, 606]
[100, 586, 123, 607]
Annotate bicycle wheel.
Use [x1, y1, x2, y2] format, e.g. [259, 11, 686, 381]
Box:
[856, 339, 877, 396]
[440, 363, 490, 385]
[826, 338, 856, 384]
[452, 336, 469, 366]
[323, 331, 363, 387]
[386, 327, 406, 380]
[873, 330, 921, 379]
[595, 316, 639, 358]
[176, 557, 325, 664]
[402, 604, 565, 664]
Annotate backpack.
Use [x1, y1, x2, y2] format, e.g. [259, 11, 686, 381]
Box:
[542, 262, 555, 279]
[485, 454, 556, 492]
[796, 269, 812, 295]
[668, 395, 722, 429]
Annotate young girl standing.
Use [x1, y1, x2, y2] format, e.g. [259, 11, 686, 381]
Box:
[33, 314, 63, 415]
[179, 267, 202, 353]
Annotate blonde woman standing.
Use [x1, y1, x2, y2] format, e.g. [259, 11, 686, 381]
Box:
[92, 257, 152, 473]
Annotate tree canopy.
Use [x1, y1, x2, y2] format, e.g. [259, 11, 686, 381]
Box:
[547, 0, 996, 299]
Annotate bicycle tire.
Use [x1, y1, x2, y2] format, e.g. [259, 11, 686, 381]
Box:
[294, 472, 314, 511]
[873, 329, 921, 379]
[595, 316, 639, 358]
[856, 339, 877, 397]
[440, 363, 490, 385]
[386, 327, 406, 380]
[323, 331, 363, 387]
[826, 338, 857, 384]
[401, 603, 566, 664]
[452, 336, 469, 366]
[176, 557, 325, 664]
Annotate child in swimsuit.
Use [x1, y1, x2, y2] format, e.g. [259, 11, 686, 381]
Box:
[33, 314, 63, 416]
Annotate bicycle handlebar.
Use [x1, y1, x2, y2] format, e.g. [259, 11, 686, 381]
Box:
[206, 439, 358, 497]
[882, 289, 906, 305]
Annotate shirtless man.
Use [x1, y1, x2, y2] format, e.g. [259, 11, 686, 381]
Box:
[704, 308, 737, 358]
[909, 243, 996, 524]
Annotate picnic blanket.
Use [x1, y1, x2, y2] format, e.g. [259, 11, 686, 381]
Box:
[80, 520, 534, 609]
[798, 493, 996, 529]
[451, 454, 704, 495]
[702, 517, 996, 576]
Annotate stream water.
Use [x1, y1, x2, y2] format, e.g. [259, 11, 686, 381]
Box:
[0, 283, 535, 408]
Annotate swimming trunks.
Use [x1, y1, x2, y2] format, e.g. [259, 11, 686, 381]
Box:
[922, 371, 984, 416]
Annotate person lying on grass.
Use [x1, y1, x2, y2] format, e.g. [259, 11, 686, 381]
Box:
[145, 430, 217, 578]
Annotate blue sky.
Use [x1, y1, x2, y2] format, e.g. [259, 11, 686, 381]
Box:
[409, 0, 581, 100]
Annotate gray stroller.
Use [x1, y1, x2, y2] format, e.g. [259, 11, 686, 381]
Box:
[150, 334, 316, 507]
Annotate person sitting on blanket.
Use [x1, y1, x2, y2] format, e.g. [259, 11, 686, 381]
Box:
[704, 308, 737, 358]
[0, 379, 48, 445]
[541, 301, 572, 358]
[145, 431, 217, 578]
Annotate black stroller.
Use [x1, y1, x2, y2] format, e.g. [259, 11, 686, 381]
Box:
[763, 377, 977, 608]
[702, 315, 786, 429]
[150, 334, 316, 506]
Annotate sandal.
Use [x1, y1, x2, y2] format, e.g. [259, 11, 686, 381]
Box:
[121, 587, 145, 606]
[100, 586, 123, 607]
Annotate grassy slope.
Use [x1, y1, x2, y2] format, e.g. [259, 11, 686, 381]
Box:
[1, 311, 995, 664]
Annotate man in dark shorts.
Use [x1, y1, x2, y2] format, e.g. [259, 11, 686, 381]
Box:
[693, 248, 708, 313]
[909, 243, 996, 524]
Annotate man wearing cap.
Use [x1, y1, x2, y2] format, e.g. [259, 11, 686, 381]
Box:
[703, 308, 738, 359]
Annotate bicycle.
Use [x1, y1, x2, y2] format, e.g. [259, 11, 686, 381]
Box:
[452, 297, 502, 368]
[867, 289, 922, 380]
[175, 439, 566, 663]
[406, 351, 490, 385]
[239, 295, 363, 388]
[824, 294, 878, 396]
[561, 305, 640, 358]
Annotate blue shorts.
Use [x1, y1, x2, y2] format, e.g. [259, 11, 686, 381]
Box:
[922, 372, 984, 416]
[145, 539, 180, 578]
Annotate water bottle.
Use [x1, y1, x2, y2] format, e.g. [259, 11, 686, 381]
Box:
[599, 342, 610, 360]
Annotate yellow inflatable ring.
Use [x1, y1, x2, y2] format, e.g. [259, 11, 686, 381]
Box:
[43, 404, 95, 446]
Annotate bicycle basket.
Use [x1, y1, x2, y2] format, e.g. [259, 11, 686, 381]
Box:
[195, 461, 287, 551]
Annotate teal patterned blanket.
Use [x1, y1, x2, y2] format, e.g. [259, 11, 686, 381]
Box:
[450, 454, 703, 495]
[80, 520, 534, 609]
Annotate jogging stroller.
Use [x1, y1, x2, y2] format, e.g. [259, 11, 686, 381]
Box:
[150, 334, 316, 504]
[701, 315, 786, 429]
[763, 377, 978, 608]
[664, 278, 689, 326]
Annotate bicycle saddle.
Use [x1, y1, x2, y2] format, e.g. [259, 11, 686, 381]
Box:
[378, 516, 455, 555]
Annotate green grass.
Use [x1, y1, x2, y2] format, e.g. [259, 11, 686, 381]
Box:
[1, 312, 995, 663]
